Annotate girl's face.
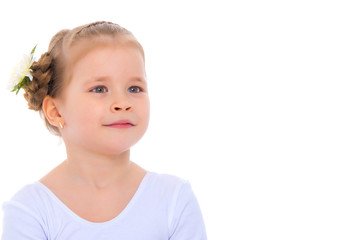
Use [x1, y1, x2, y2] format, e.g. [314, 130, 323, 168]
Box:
[57, 42, 150, 156]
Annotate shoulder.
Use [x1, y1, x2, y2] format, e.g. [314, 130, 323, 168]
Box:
[145, 171, 190, 197]
[145, 172, 207, 239]
[147, 171, 188, 186]
[3, 182, 50, 218]
[144, 171, 199, 216]
[4, 182, 47, 206]
[2, 182, 51, 239]
[140, 171, 195, 211]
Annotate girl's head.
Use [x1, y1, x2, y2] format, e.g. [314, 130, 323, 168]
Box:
[23, 21, 147, 137]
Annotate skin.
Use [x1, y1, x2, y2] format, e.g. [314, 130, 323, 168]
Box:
[40, 39, 149, 222]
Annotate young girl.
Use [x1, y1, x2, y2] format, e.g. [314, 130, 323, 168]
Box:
[2, 21, 207, 239]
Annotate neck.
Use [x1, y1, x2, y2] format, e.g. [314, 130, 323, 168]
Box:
[63, 146, 133, 190]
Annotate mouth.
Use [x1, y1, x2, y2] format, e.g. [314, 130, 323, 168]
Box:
[104, 120, 135, 129]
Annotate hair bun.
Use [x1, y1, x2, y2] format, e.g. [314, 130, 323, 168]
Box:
[23, 53, 53, 111]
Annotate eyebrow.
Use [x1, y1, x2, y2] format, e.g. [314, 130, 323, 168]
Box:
[84, 76, 146, 85]
[85, 76, 110, 84]
[129, 77, 147, 84]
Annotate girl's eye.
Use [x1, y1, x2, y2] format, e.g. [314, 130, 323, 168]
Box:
[128, 86, 142, 93]
[91, 86, 108, 93]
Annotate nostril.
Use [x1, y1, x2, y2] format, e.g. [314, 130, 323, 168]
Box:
[111, 105, 131, 111]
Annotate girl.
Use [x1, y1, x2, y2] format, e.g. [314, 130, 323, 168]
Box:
[2, 21, 207, 239]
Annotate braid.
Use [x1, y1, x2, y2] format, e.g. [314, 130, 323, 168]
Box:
[85, 21, 116, 28]
[78, 21, 119, 33]
[23, 53, 53, 111]
[70, 21, 126, 42]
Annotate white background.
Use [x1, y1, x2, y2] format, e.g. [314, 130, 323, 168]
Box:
[0, 0, 360, 239]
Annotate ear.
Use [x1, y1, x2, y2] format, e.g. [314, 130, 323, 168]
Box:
[42, 95, 62, 127]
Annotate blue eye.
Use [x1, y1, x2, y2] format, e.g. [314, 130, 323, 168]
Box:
[128, 86, 142, 93]
[91, 86, 108, 93]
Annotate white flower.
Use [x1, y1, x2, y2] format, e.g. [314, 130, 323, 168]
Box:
[9, 46, 36, 93]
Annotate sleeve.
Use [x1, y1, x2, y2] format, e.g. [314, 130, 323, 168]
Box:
[2, 201, 47, 240]
[168, 181, 207, 240]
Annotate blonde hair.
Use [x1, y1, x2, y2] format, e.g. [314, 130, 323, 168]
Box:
[24, 21, 144, 136]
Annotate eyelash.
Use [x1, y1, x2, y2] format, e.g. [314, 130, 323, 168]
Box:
[90, 86, 143, 93]
[128, 86, 143, 93]
[91, 86, 108, 93]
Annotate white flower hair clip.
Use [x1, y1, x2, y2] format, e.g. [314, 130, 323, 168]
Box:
[9, 45, 37, 94]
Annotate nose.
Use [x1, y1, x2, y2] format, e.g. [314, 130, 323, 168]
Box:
[112, 105, 132, 112]
[111, 99, 133, 113]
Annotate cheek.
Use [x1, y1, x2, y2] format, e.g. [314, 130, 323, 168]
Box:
[140, 98, 150, 122]
[66, 98, 102, 127]
[64, 105, 103, 144]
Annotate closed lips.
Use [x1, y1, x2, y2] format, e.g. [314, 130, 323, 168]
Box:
[104, 120, 135, 126]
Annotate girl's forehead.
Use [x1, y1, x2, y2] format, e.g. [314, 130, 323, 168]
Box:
[62, 37, 145, 82]
[59, 42, 146, 99]
[66, 37, 144, 66]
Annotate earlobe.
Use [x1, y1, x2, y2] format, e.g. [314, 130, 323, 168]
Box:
[42, 96, 62, 127]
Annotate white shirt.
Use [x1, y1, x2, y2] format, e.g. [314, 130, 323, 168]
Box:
[2, 172, 207, 239]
